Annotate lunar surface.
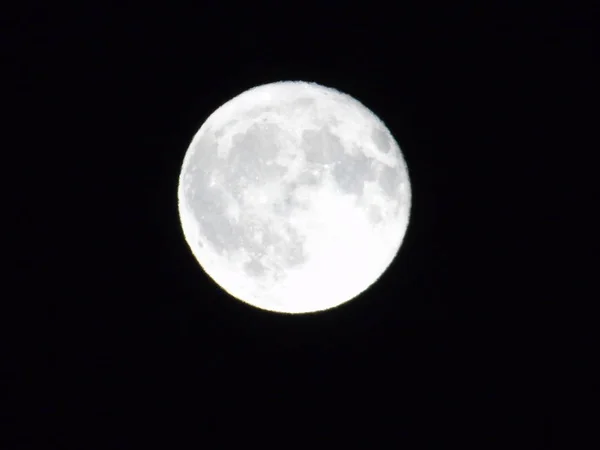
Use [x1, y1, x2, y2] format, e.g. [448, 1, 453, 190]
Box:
[178, 81, 411, 314]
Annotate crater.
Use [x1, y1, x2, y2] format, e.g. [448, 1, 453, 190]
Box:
[367, 205, 383, 224]
[244, 258, 267, 278]
[371, 126, 392, 154]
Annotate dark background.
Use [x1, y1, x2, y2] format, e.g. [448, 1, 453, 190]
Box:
[4, 1, 595, 448]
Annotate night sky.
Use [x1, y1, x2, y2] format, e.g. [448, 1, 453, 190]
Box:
[5, 2, 594, 448]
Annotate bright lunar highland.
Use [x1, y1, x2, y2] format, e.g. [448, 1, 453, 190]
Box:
[178, 81, 411, 314]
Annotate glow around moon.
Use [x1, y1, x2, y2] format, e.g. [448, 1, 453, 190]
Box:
[178, 81, 411, 314]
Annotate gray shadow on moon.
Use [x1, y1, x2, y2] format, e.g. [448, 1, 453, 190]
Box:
[331, 147, 378, 197]
[377, 162, 403, 199]
[184, 124, 314, 283]
[301, 127, 346, 164]
[371, 126, 392, 154]
[227, 123, 288, 185]
[243, 258, 267, 278]
[368, 204, 384, 224]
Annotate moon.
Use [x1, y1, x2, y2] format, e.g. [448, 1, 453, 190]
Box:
[178, 81, 411, 314]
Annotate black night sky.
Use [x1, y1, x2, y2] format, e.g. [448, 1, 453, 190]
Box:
[5, 2, 594, 448]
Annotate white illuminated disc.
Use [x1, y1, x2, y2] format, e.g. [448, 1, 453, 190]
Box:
[178, 81, 411, 314]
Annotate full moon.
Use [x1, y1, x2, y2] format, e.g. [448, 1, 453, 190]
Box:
[178, 81, 411, 314]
